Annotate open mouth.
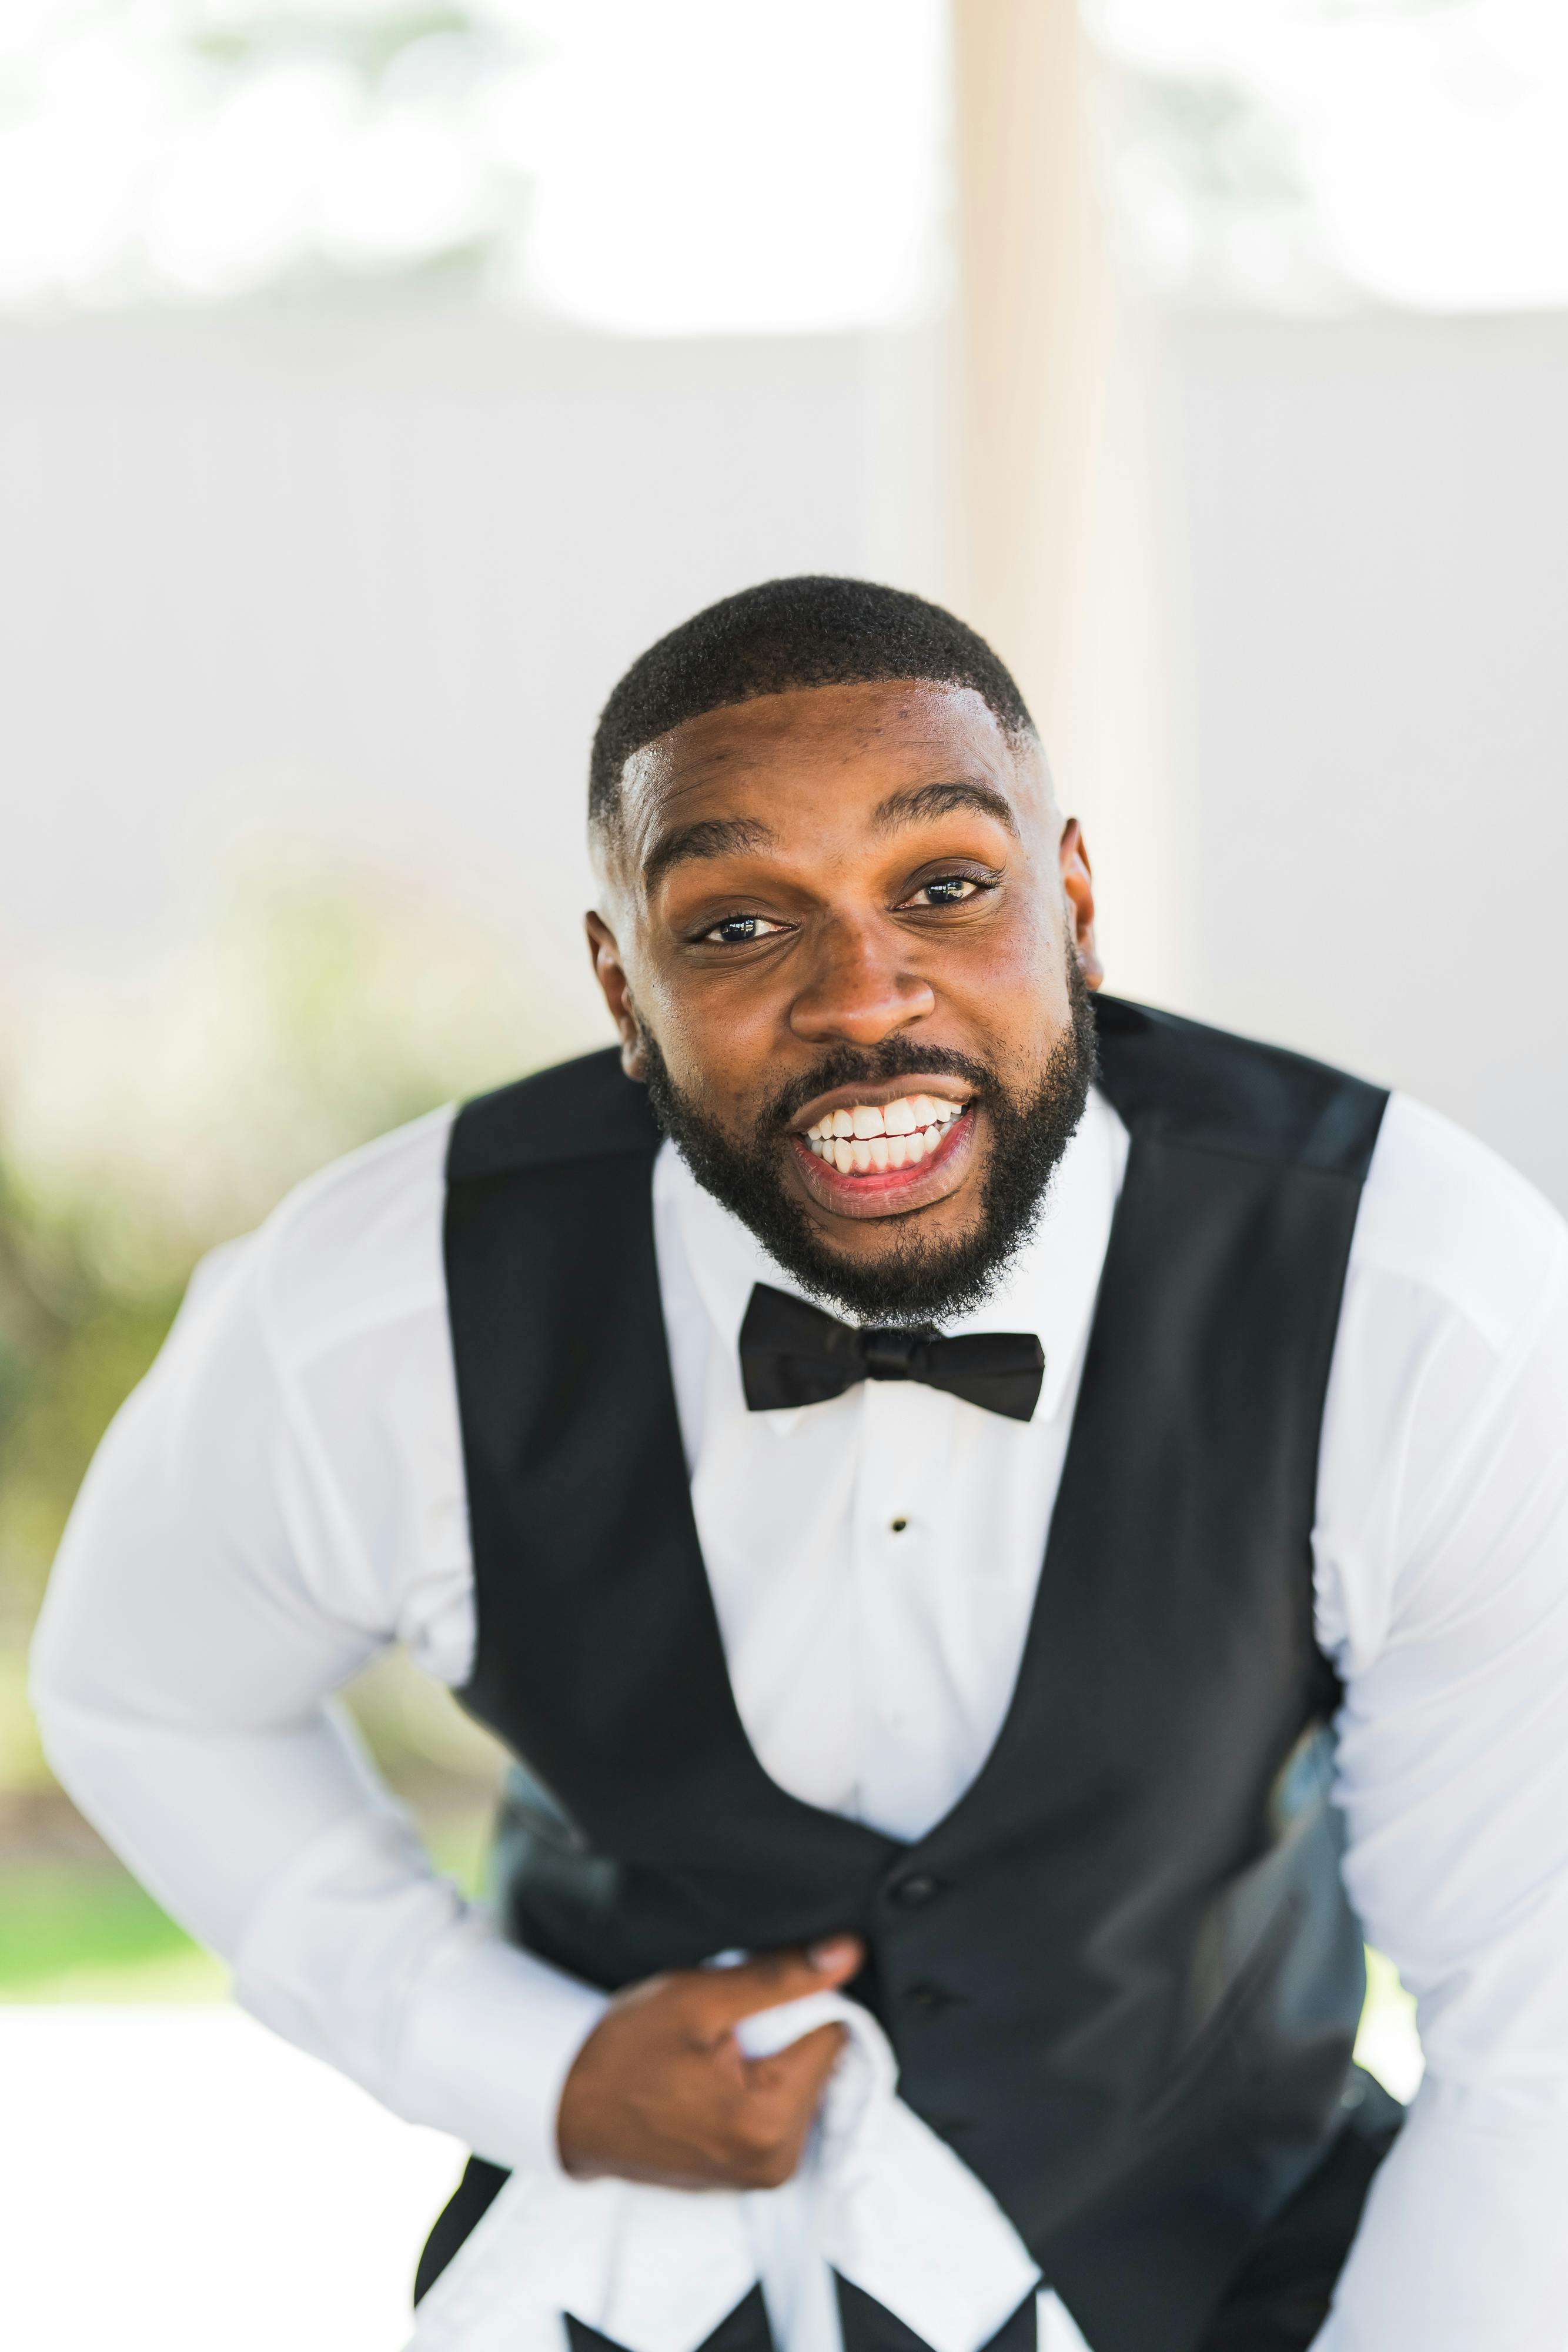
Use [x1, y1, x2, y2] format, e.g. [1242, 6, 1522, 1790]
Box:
[787, 1089, 977, 1219]
[800, 1091, 966, 1175]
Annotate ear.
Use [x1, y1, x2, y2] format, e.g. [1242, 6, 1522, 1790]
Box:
[1059, 819, 1104, 990]
[584, 911, 649, 1080]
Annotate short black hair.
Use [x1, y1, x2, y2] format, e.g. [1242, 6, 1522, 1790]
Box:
[589, 574, 1035, 832]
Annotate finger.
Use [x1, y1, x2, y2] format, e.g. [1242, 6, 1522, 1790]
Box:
[744, 2020, 846, 2106]
[730, 2026, 847, 2184]
[688, 1937, 864, 2036]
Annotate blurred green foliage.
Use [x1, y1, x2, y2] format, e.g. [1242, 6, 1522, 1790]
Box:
[0, 1217, 183, 1661]
[0, 1863, 224, 2002]
[190, 6, 482, 83]
[0, 844, 579, 1990]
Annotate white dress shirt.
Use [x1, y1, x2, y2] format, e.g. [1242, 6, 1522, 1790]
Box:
[30, 1079, 1568, 2350]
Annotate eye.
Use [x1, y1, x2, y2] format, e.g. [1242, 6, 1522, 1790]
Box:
[698, 911, 790, 946]
[901, 874, 988, 910]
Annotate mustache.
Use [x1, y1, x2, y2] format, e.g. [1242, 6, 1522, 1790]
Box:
[763, 1040, 997, 1133]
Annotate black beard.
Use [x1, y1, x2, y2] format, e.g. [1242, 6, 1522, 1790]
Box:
[640, 957, 1099, 1327]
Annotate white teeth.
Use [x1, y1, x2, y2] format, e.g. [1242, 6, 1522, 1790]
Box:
[805, 1093, 966, 1169]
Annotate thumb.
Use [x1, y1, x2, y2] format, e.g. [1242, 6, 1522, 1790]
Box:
[696, 1935, 863, 2030]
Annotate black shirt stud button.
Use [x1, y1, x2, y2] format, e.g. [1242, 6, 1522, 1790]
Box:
[892, 1873, 940, 1906]
[903, 1980, 952, 2012]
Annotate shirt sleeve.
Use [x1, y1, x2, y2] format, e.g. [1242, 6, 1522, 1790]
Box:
[29, 1208, 607, 2177]
[1311, 1097, 1568, 2348]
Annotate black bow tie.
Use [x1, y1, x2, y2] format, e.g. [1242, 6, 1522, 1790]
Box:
[738, 1282, 1045, 1422]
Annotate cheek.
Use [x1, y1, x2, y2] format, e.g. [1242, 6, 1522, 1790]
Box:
[955, 893, 1065, 1010]
[642, 970, 771, 1115]
[946, 905, 1073, 1093]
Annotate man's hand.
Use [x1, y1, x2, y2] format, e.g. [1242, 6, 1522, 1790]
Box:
[556, 1935, 864, 2189]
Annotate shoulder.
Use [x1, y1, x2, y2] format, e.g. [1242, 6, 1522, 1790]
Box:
[1091, 995, 1386, 1174]
[1320, 1098, 1568, 1681]
[243, 1103, 457, 1374]
[1351, 1093, 1568, 1355]
[448, 1046, 656, 1179]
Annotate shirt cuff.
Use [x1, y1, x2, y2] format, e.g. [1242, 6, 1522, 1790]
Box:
[394, 1920, 610, 2176]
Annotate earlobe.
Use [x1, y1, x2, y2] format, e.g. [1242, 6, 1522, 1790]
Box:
[1059, 819, 1105, 991]
[618, 1007, 648, 1084]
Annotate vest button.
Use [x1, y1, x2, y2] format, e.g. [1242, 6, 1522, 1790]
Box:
[891, 1873, 941, 1906]
[902, 1980, 954, 2012]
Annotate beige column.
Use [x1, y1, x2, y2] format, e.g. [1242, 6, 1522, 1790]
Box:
[950, 0, 1108, 783]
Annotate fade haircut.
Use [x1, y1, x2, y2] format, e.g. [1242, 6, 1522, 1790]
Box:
[588, 574, 1037, 835]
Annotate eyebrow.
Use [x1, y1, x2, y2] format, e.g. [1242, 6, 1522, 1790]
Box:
[870, 780, 1020, 837]
[641, 779, 1017, 892]
[643, 814, 775, 893]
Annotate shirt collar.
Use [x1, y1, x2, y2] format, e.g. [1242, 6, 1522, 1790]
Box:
[653, 1084, 1129, 1428]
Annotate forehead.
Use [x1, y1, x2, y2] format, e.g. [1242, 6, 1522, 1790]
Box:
[617, 679, 1032, 857]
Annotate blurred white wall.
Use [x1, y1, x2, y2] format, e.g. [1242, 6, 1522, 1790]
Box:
[0, 300, 944, 1047]
[2, 289, 1566, 1205]
[1164, 307, 1568, 1207]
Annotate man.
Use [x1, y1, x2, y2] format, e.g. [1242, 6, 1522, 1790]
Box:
[32, 578, 1568, 2350]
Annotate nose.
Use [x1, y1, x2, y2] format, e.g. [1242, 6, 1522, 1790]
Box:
[788, 913, 936, 1047]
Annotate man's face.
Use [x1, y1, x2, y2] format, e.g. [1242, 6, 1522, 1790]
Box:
[587, 679, 1102, 1322]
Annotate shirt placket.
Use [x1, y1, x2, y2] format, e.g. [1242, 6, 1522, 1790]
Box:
[852, 1375, 947, 1837]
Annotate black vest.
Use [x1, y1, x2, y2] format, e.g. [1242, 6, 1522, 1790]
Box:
[443, 997, 1390, 2352]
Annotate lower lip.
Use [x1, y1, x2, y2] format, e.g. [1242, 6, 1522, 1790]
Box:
[789, 1106, 976, 1215]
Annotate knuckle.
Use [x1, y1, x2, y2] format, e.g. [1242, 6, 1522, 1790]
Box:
[621, 1968, 684, 2024]
[731, 2102, 801, 2170]
[668, 1974, 720, 2026]
[733, 2112, 781, 2159]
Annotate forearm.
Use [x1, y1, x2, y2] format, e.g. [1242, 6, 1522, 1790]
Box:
[1313, 2077, 1568, 2348]
[232, 1794, 608, 2171]
[35, 1678, 607, 2172]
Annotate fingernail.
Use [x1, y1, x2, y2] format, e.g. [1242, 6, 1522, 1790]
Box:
[808, 1936, 858, 1972]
